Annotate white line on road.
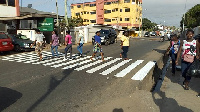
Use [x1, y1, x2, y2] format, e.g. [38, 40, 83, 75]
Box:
[100, 59, 132, 75]
[86, 58, 121, 73]
[74, 57, 112, 71]
[114, 60, 144, 77]
[131, 61, 156, 81]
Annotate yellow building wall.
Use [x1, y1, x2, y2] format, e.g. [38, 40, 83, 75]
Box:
[71, 0, 142, 29]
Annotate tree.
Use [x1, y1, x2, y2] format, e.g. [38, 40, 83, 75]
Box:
[180, 4, 200, 28]
[142, 18, 157, 31]
[60, 17, 83, 28]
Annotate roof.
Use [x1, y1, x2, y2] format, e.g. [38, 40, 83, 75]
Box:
[0, 7, 60, 20]
[20, 7, 57, 16]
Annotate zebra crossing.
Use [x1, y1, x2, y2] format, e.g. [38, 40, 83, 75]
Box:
[0, 51, 156, 81]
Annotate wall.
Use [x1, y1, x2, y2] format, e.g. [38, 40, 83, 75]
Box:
[0, 6, 17, 17]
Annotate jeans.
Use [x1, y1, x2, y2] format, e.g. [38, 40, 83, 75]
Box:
[51, 45, 58, 57]
[121, 46, 129, 58]
[170, 53, 177, 74]
[181, 59, 192, 82]
[77, 43, 83, 54]
[65, 44, 72, 58]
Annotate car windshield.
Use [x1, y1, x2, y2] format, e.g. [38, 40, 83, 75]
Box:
[100, 30, 109, 34]
[15, 35, 29, 40]
[145, 32, 149, 35]
[0, 33, 9, 39]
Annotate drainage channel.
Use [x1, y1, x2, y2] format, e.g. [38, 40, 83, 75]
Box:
[153, 57, 171, 92]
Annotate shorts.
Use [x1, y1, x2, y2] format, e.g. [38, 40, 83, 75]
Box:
[93, 42, 102, 53]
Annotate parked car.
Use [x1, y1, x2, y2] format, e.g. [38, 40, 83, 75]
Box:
[151, 32, 157, 36]
[8, 34, 35, 51]
[92, 29, 117, 46]
[144, 32, 150, 37]
[0, 32, 14, 52]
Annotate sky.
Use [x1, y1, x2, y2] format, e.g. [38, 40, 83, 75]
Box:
[19, 0, 200, 27]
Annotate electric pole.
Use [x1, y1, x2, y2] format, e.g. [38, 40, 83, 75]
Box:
[56, 0, 59, 26]
[65, 0, 68, 27]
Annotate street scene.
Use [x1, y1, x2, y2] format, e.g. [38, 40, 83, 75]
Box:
[0, 0, 200, 112]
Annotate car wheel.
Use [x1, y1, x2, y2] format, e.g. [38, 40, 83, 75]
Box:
[14, 45, 21, 52]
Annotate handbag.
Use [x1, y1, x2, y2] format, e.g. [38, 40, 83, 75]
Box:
[183, 54, 194, 63]
[187, 59, 200, 77]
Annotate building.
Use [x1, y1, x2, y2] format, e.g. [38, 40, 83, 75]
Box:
[0, 0, 20, 31]
[71, 0, 142, 29]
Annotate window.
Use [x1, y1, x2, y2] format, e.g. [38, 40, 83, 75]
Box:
[104, 10, 111, 14]
[120, 9, 122, 12]
[0, 0, 6, 5]
[116, 8, 118, 11]
[84, 4, 89, 6]
[104, 2, 111, 5]
[8, 0, 15, 6]
[120, 18, 122, 21]
[71, 6, 74, 9]
[112, 9, 115, 12]
[90, 20, 96, 23]
[77, 5, 81, 8]
[124, 0, 130, 3]
[105, 19, 111, 22]
[90, 11, 96, 15]
[132, 0, 135, 2]
[112, 19, 116, 21]
[76, 13, 80, 16]
[87, 12, 89, 14]
[0, 34, 9, 39]
[90, 4, 96, 7]
[125, 18, 130, 21]
[84, 12, 87, 14]
[125, 8, 130, 12]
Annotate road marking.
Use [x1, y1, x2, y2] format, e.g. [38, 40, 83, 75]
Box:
[86, 58, 121, 73]
[100, 59, 131, 75]
[61, 56, 90, 69]
[131, 61, 156, 81]
[74, 57, 112, 71]
[114, 60, 144, 77]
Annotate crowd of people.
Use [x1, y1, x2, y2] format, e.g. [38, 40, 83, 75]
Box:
[30, 29, 130, 61]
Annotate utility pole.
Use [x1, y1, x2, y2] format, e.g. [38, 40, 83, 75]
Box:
[56, 0, 59, 26]
[183, 0, 187, 32]
[65, 0, 68, 27]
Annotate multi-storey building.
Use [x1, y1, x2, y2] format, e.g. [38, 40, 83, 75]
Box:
[0, 0, 20, 17]
[71, 0, 142, 29]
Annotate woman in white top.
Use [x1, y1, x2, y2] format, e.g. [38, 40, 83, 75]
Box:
[176, 29, 199, 90]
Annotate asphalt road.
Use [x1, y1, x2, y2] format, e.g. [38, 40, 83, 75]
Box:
[0, 37, 168, 112]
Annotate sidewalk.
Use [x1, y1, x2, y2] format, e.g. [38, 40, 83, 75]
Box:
[156, 60, 200, 111]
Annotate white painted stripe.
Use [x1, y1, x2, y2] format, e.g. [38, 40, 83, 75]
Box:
[61, 56, 90, 69]
[66, 58, 93, 69]
[74, 57, 112, 71]
[100, 59, 132, 75]
[114, 60, 144, 77]
[86, 58, 121, 73]
[131, 61, 156, 81]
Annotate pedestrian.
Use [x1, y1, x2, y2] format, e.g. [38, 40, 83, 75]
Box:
[31, 29, 45, 61]
[77, 30, 84, 57]
[90, 31, 104, 61]
[165, 34, 180, 76]
[50, 30, 59, 58]
[196, 36, 200, 97]
[120, 31, 129, 60]
[175, 29, 199, 90]
[65, 30, 72, 59]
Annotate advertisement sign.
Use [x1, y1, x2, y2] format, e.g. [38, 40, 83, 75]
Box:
[37, 18, 54, 31]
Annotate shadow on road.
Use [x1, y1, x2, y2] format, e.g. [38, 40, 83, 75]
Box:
[153, 49, 166, 54]
[113, 108, 124, 112]
[152, 91, 193, 112]
[0, 87, 22, 111]
[26, 69, 73, 112]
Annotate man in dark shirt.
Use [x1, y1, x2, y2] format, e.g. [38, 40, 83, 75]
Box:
[90, 31, 105, 61]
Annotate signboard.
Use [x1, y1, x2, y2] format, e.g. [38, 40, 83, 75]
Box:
[37, 18, 54, 31]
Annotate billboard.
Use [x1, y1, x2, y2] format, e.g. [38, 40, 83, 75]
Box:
[37, 18, 54, 31]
